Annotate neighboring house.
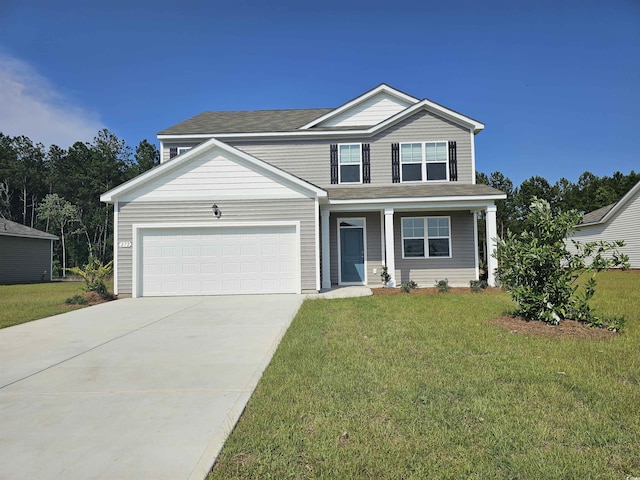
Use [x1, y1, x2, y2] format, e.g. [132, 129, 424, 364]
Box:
[568, 180, 640, 269]
[0, 219, 58, 284]
[101, 84, 505, 297]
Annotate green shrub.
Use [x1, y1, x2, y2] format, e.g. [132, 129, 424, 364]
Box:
[470, 280, 488, 293]
[66, 257, 113, 298]
[400, 280, 417, 293]
[494, 198, 629, 325]
[380, 265, 392, 286]
[65, 294, 88, 305]
[435, 278, 449, 293]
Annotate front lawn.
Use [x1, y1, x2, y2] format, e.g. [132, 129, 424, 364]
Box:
[210, 271, 640, 479]
[0, 281, 89, 329]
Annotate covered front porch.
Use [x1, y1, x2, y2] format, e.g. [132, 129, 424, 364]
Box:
[318, 185, 504, 290]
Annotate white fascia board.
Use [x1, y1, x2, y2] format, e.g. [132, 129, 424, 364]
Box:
[327, 195, 506, 212]
[597, 180, 640, 225]
[298, 84, 420, 130]
[101, 137, 327, 202]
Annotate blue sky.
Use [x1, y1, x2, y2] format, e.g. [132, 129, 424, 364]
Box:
[1, 0, 638, 185]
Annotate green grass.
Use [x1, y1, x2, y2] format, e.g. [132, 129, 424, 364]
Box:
[0, 281, 90, 329]
[210, 271, 640, 479]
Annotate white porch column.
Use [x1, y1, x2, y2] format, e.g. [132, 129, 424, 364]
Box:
[321, 208, 331, 290]
[486, 205, 498, 287]
[384, 208, 396, 287]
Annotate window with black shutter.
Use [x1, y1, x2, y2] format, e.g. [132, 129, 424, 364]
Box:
[169, 147, 178, 159]
[362, 144, 371, 183]
[391, 143, 400, 183]
[448, 141, 457, 181]
[330, 144, 338, 184]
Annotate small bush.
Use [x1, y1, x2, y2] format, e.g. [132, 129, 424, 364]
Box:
[401, 280, 417, 293]
[470, 280, 488, 293]
[66, 257, 113, 298]
[380, 265, 392, 286]
[65, 294, 88, 305]
[435, 279, 449, 293]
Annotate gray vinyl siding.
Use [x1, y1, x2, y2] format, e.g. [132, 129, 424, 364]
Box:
[394, 211, 477, 287]
[117, 198, 317, 295]
[327, 210, 475, 287]
[161, 140, 203, 162]
[0, 236, 53, 284]
[567, 189, 640, 269]
[230, 109, 474, 187]
[329, 211, 383, 286]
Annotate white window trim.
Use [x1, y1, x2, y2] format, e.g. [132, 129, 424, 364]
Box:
[177, 146, 192, 155]
[399, 141, 449, 183]
[337, 217, 367, 285]
[338, 143, 362, 184]
[401, 216, 452, 259]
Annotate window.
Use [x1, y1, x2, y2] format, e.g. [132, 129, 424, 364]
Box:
[177, 146, 192, 155]
[425, 142, 447, 181]
[400, 143, 423, 181]
[401, 217, 451, 258]
[399, 141, 448, 182]
[339, 144, 362, 183]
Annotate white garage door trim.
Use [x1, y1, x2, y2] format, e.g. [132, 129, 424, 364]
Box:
[132, 221, 301, 298]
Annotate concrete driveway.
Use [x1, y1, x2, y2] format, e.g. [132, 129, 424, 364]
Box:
[0, 295, 303, 480]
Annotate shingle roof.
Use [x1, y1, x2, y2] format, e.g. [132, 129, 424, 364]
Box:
[580, 203, 616, 224]
[0, 218, 58, 240]
[326, 183, 505, 200]
[158, 108, 334, 135]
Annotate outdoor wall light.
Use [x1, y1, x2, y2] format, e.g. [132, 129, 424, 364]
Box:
[212, 204, 222, 219]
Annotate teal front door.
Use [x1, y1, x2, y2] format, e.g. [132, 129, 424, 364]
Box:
[339, 219, 365, 284]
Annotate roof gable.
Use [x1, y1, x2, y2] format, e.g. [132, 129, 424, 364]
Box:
[581, 180, 640, 226]
[101, 139, 327, 203]
[300, 84, 419, 129]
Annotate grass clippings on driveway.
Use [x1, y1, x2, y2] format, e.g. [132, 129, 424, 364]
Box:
[209, 271, 640, 479]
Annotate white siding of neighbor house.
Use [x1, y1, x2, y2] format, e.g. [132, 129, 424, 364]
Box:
[567, 189, 640, 269]
[230, 109, 474, 187]
[327, 210, 476, 287]
[116, 199, 317, 295]
[316, 92, 414, 127]
[121, 150, 308, 202]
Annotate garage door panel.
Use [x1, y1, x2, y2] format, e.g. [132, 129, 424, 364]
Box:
[140, 225, 298, 296]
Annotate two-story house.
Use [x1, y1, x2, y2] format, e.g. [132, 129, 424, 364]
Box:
[101, 84, 505, 297]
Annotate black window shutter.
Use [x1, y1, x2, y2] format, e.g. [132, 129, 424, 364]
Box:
[362, 144, 371, 183]
[448, 141, 457, 181]
[330, 144, 338, 184]
[169, 147, 178, 159]
[391, 143, 400, 183]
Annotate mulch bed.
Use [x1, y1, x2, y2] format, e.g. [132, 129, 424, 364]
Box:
[491, 316, 616, 340]
[372, 287, 504, 295]
[372, 287, 617, 339]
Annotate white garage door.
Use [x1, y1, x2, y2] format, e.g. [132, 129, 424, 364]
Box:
[139, 225, 298, 296]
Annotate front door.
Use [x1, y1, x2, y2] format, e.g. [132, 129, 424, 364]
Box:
[339, 218, 366, 284]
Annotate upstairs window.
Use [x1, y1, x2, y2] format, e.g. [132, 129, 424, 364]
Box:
[400, 143, 423, 182]
[402, 216, 451, 258]
[425, 142, 447, 181]
[399, 141, 448, 182]
[177, 146, 192, 155]
[339, 144, 362, 183]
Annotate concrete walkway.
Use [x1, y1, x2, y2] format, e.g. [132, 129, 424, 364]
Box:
[0, 295, 303, 480]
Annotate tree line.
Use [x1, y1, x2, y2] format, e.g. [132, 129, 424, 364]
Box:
[477, 170, 640, 238]
[1, 128, 638, 276]
[475, 169, 640, 268]
[0, 130, 159, 275]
